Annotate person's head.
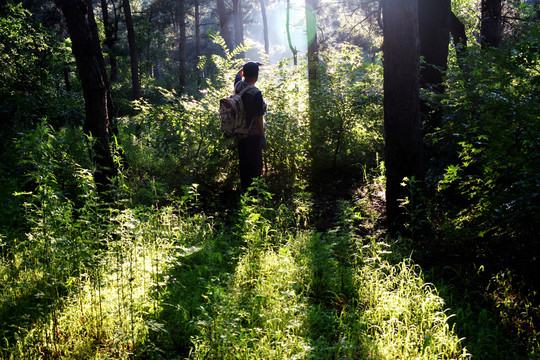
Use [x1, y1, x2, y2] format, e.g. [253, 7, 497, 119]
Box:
[243, 62, 259, 82]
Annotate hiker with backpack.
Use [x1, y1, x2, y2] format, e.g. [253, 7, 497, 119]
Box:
[224, 61, 267, 191]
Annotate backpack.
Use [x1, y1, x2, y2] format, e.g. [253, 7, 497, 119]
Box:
[219, 84, 256, 139]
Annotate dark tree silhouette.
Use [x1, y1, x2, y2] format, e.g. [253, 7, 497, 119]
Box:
[123, 0, 141, 99]
[100, 0, 120, 83]
[217, 0, 234, 50]
[382, 0, 423, 233]
[59, 0, 117, 194]
[481, 0, 502, 47]
[178, 0, 186, 93]
[260, 0, 269, 54]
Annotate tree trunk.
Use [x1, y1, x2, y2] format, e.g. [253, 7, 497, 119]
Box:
[382, 0, 423, 233]
[306, 0, 319, 171]
[286, 0, 298, 64]
[195, 0, 201, 85]
[178, 0, 186, 93]
[260, 0, 269, 54]
[217, 0, 234, 51]
[481, 0, 502, 47]
[195, 0, 201, 58]
[232, 0, 244, 56]
[123, 0, 141, 99]
[418, 0, 450, 92]
[418, 0, 450, 132]
[450, 11, 467, 58]
[59, 0, 116, 194]
[305, 0, 318, 85]
[100, 0, 120, 83]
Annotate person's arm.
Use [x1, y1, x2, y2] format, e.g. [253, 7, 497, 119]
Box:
[253, 115, 265, 137]
[234, 69, 243, 87]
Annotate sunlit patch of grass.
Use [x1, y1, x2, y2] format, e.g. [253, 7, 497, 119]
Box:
[1, 205, 213, 359]
[190, 233, 312, 359]
[351, 239, 470, 359]
[187, 186, 469, 359]
[1, 177, 470, 359]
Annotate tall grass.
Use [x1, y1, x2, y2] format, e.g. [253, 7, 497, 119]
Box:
[1, 154, 470, 358]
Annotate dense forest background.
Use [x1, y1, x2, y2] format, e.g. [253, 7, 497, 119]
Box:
[1, 0, 539, 358]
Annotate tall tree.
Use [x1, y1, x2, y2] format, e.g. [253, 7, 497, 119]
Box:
[178, 0, 186, 92]
[123, 0, 141, 99]
[418, 0, 450, 93]
[418, 0, 450, 132]
[260, 0, 269, 54]
[100, 0, 120, 83]
[195, 0, 201, 84]
[450, 11, 467, 59]
[232, 0, 244, 55]
[382, 0, 423, 232]
[481, 0, 502, 47]
[286, 0, 298, 64]
[195, 0, 201, 58]
[306, 0, 319, 171]
[217, 0, 234, 50]
[305, 0, 318, 85]
[59, 0, 116, 194]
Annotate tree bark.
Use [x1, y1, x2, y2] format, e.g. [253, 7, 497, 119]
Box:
[217, 0, 234, 51]
[418, 0, 450, 92]
[418, 0, 450, 132]
[195, 0, 201, 58]
[306, 0, 319, 172]
[450, 11, 467, 58]
[382, 0, 423, 233]
[178, 0, 186, 93]
[260, 0, 269, 54]
[123, 0, 141, 99]
[232, 0, 244, 56]
[195, 0, 201, 85]
[286, 0, 298, 64]
[100, 0, 120, 83]
[59, 0, 116, 194]
[481, 0, 502, 47]
[305, 0, 318, 85]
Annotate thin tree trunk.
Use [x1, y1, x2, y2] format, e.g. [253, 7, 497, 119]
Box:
[305, 0, 318, 84]
[260, 0, 269, 54]
[178, 0, 186, 93]
[232, 0, 244, 56]
[100, 0, 119, 83]
[418, 0, 450, 92]
[481, 0, 502, 47]
[306, 0, 319, 171]
[418, 0, 450, 132]
[382, 0, 423, 233]
[89, 0, 116, 119]
[59, 0, 116, 194]
[217, 0, 234, 51]
[123, 0, 141, 99]
[286, 0, 298, 64]
[450, 11, 467, 58]
[195, 0, 201, 58]
[195, 0, 201, 85]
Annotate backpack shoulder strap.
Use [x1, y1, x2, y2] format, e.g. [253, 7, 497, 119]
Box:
[235, 83, 255, 96]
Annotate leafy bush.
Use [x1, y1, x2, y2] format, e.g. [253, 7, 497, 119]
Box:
[0, 4, 81, 131]
[430, 20, 540, 245]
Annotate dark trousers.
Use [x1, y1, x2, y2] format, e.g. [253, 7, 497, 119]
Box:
[238, 135, 263, 190]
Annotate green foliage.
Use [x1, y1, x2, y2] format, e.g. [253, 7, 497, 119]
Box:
[311, 45, 384, 174]
[0, 4, 81, 130]
[430, 19, 540, 244]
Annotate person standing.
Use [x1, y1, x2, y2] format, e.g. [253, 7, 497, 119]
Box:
[234, 62, 267, 190]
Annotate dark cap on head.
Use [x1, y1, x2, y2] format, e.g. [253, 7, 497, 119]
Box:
[243, 62, 259, 78]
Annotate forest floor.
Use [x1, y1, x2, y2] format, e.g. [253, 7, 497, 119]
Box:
[0, 165, 539, 359]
